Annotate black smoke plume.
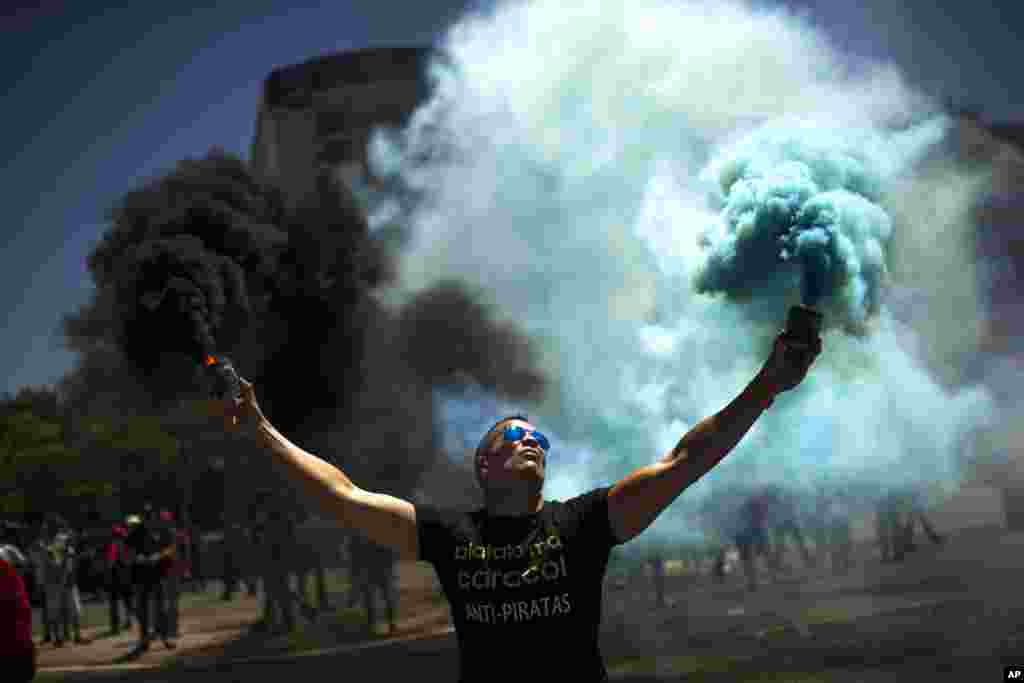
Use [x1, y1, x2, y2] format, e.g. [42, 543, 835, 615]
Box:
[65, 149, 288, 401]
[60, 148, 546, 503]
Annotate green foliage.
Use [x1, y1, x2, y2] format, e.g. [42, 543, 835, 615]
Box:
[0, 391, 75, 516]
[0, 385, 186, 521]
[82, 413, 180, 466]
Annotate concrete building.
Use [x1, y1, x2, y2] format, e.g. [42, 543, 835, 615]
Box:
[250, 46, 439, 207]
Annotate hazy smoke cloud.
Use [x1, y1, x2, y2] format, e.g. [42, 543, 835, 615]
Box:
[368, 0, 999, 544]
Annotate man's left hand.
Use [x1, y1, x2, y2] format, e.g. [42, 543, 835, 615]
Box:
[758, 332, 822, 395]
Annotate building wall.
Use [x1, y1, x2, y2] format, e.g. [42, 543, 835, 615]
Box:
[250, 46, 437, 207]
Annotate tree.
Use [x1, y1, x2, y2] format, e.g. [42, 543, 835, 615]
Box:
[0, 387, 112, 520]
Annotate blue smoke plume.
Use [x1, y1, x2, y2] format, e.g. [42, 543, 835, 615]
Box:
[694, 119, 950, 333]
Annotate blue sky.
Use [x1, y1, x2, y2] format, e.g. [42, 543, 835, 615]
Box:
[1, 0, 1021, 395]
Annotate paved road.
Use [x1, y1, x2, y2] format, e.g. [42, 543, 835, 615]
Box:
[39, 526, 1024, 682]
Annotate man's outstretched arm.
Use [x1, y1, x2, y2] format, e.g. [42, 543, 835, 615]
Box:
[223, 382, 420, 561]
[608, 335, 819, 544]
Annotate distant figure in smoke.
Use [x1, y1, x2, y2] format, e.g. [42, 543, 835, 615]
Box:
[762, 485, 813, 573]
[712, 547, 728, 584]
[876, 485, 944, 562]
[648, 550, 667, 609]
[696, 499, 731, 584]
[288, 516, 329, 618]
[259, 505, 313, 633]
[826, 496, 855, 574]
[733, 492, 772, 592]
[348, 532, 398, 636]
[811, 485, 854, 574]
[220, 321, 819, 681]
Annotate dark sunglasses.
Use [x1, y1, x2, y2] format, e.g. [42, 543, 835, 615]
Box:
[499, 425, 550, 452]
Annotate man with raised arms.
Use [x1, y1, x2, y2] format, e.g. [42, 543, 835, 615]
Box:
[220, 330, 820, 682]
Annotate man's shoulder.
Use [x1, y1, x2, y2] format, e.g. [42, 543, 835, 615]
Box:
[412, 502, 482, 565]
[543, 487, 618, 549]
[547, 486, 612, 512]
[415, 502, 483, 540]
[415, 500, 479, 521]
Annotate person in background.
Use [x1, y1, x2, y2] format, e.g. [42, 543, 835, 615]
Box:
[104, 523, 133, 634]
[221, 522, 256, 600]
[188, 527, 204, 593]
[880, 485, 944, 562]
[0, 546, 37, 682]
[810, 485, 833, 570]
[876, 493, 901, 563]
[46, 520, 87, 646]
[159, 510, 183, 639]
[123, 515, 143, 635]
[348, 532, 398, 636]
[242, 525, 260, 598]
[291, 521, 329, 618]
[260, 507, 297, 634]
[126, 506, 177, 652]
[734, 493, 771, 592]
[649, 550, 667, 609]
[0, 523, 32, 589]
[27, 529, 52, 644]
[826, 495, 855, 574]
[344, 536, 358, 609]
[2, 525, 36, 621]
[712, 547, 727, 584]
[762, 485, 813, 573]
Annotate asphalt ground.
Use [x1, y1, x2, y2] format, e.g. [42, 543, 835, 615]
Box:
[34, 525, 1024, 682]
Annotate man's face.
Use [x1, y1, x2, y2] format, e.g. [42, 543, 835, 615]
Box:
[476, 419, 547, 490]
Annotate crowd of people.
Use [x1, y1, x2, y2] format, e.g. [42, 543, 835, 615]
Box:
[0, 503, 187, 662]
[1, 503, 402, 660]
[346, 532, 399, 636]
[699, 482, 946, 592]
[217, 510, 399, 637]
[0, 480, 951, 683]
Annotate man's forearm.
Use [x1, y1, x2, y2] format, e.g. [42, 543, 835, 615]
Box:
[659, 371, 777, 485]
[253, 417, 357, 506]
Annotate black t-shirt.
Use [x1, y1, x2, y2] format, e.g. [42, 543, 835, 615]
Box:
[416, 487, 622, 683]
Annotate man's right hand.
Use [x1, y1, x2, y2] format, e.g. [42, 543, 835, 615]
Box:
[220, 378, 264, 433]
